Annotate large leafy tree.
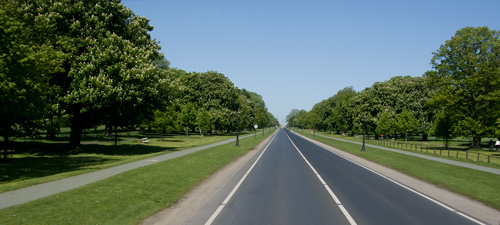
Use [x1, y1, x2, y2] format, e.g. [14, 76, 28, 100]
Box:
[179, 102, 197, 136]
[331, 87, 357, 134]
[310, 97, 335, 132]
[375, 109, 397, 138]
[286, 109, 300, 128]
[180, 71, 239, 133]
[429, 26, 500, 148]
[396, 108, 419, 142]
[0, 0, 66, 145]
[45, 0, 164, 148]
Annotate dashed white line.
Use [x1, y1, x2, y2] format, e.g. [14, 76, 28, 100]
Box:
[305, 136, 487, 225]
[204, 132, 278, 225]
[284, 132, 358, 225]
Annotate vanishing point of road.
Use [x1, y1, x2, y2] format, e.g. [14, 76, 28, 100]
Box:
[205, 128, 488, 225]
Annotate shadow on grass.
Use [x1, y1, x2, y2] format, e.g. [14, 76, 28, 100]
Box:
[79, 143, 177, 155]
[0, 155, 118, 183]
[0, 142, 177, 183]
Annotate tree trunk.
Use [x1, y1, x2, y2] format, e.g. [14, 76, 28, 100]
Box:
[114, 126, 118, 147]
[69, 120, 83, 149]
[104, 125, 111, 137]
[2, 135, 8, 161]
[471, 136, 481, 148]
[422, 134, 428, 141]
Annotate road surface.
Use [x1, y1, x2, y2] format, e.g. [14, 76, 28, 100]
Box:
[206, 128, 486, 225]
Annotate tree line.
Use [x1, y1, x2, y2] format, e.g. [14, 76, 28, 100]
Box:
[287, 26, 500, 148]
[0, 0, 278, 149]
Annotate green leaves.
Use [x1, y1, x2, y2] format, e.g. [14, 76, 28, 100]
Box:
[430, 26, 500, 147]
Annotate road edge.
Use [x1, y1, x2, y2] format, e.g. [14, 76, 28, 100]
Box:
[294, 131, 500, 225]
[140, 130, 278, 225]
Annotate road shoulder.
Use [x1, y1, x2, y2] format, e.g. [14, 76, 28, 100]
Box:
[296, 132, 500, 225]
[140, 132, 275, 225]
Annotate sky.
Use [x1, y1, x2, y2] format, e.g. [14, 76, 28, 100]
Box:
[121, 0, 500, 124]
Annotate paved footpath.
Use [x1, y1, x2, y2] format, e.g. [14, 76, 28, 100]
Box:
[0, 134, 255, 210]
[312, 132, 500, 176]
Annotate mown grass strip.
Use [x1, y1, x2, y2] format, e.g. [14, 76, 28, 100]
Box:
[298, 131, 500, 210]
[0, 133, 250, 193]
[0, 131, 274, 225]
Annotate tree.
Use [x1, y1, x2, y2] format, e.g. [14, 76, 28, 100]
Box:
[180, 71, 239, 133]
[376, 110, 397, 138]
[4, 0, 165, 148]
[153, 110, 169, 141]
[0, 0, 66, 146]
[286, 109, 300, 128]
[179, 102, 197, 136]
[396, 108, 419, 142]
[196, 109, 211, 137]
[430, 110, 456, 148]
[331, 87, 357, 134]
[429, 26, 500, 148]
[310, 97, 336, 132]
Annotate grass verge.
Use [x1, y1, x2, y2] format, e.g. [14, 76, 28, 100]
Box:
[0, 131, 274, 225]
[297, 131, 500, 210]
[0, 133, 250, 193]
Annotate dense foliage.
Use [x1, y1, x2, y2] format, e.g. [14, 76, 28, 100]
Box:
[0, 0, 278, 150]
[287, 27, 500, 147]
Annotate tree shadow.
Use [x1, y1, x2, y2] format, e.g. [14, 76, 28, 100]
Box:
[0, 156, 118, 183]
[79, 143, 177, 155]
[0, 142, 178, 183]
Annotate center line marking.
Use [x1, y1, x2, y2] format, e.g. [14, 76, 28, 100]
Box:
[204, 131, 278, 225]
[284, 131, 357, 225]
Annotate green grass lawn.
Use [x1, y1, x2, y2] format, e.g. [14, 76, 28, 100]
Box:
[297, 130, 500, 210]
[0, 130, 254, 193]
[0, 130, 274, 224]
[307, 130, 500, 168]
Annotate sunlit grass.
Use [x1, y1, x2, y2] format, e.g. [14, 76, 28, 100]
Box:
[0, 131, 274, 224]
[307, 130, 500, 168]
[0, 131, 254, 193]
[297, 130, 500, 210]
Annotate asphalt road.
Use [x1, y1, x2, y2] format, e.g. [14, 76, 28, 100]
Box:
[208, 128, 485, 225]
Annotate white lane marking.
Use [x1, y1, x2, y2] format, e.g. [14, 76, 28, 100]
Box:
[284, 132, 358, 225]
[204, 132, 278, 225]
[305, 137, 487, 225]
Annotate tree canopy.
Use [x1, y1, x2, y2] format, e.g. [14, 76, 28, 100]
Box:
[428, 26, 500, 148]
[1, 0, 278, 149]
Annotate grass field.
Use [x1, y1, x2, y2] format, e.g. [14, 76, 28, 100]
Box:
[0, 129, 275, 224]
[0, 129, 253, 193]
[300, 130, 500, 168]
[296, 130, 500, 211]
[2, 127, 499, 224]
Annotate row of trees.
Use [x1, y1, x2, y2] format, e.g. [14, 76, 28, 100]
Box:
[287, 26, 500, 148]
[0, 0, 278, 149]
[152, 69, 278, 138]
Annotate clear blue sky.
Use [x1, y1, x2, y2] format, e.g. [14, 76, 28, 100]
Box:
[122, 0, 499, 124]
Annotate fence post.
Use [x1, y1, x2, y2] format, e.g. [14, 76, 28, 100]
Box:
[488, 155, 490, 163]
[477, 153, 480, 162]
[466, 151, 468, 160]
[456, 150, 458, 158]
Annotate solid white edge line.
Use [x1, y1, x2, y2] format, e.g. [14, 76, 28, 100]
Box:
[204, 131, 278, 225]
[285, 132, 358, 225]
[306, 137, 487, 225]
